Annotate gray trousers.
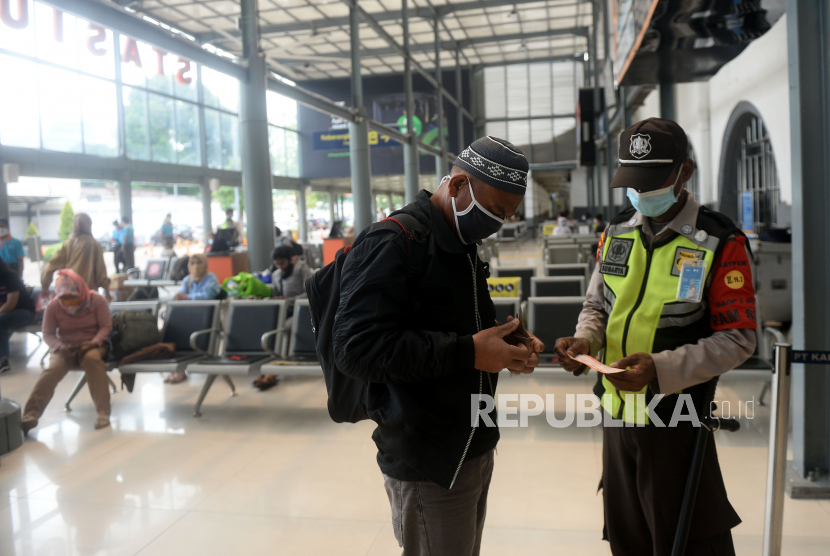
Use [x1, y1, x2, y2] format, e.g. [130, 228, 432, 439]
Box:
[383, 449, 495, 556]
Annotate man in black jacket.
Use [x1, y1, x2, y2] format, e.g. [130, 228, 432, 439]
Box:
[334, 137, 544, 556]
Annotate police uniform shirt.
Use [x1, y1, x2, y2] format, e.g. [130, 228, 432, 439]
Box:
[575, 189, 757, 395]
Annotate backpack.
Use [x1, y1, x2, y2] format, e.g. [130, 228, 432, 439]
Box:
[221, 272, 272, 299]
[306, 214, 429, 423]
[170, 256, 190, 281]
[111, 311, 161, 360]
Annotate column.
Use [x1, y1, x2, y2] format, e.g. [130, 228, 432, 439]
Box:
[238, 0, 275, 271]
[387, 192, 394, 214]
[328, 189, 336, 225]
[117, 171, 132, 222]
[297, 187, 308, 242]
[0, 175, 8, 222]
[787, 0, 830, 488]
[402, 0, 420, 203]
[434, 16, 446, 185]
[455, 50, 464, 153]
[660, 83, 675, 121]
[349, 1, 373, 233]
[201, 179, 213, 238]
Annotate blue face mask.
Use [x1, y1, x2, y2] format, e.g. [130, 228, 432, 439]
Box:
[626, 169, 682, 217]
[443, 175, 506, 245]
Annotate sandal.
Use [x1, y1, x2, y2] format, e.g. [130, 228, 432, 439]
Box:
[253, 374, 279, 390]
[164, 371, 187, 384]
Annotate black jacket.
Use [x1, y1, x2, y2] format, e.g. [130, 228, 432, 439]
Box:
[333, 190, 499, 489]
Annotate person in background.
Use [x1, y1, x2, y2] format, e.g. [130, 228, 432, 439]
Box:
[111, 220, 125, 273]
[220, 208, 241, 246]
[0, 258, 35, 373]
[554, 210, 572, 236]
[120, 216, 135, 271]
[22, 269, 113, 432]
[41, 213, 111, 301]
[166, 254, 221, 384]
[160, 214, 174, 248]
[593, 213, 606, 234]
[252, 245, 314, 391]
[0, 218, 25, 278]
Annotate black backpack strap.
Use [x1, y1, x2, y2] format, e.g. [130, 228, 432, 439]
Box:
[379, 214, 430, 287]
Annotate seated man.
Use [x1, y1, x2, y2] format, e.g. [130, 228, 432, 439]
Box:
[253, 245, 313, 390]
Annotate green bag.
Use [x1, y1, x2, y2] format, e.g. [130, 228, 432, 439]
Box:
[221, 272, 271, 299]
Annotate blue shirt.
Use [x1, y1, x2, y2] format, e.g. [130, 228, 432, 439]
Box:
[113, 228, 124, 245]
[161, 222, 174, 237]
[0, 237, 24, 265]
[121, 225, 134, 245]
[178, 273, 221, 300]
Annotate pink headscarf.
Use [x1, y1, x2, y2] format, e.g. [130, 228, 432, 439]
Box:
[55, 269, 94, 316]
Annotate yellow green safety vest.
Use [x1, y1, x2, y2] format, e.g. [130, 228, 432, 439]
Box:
[596, 206, 741, 424]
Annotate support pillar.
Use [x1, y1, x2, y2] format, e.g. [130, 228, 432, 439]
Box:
[387, 192, 394, 214]
[0, 173, 8, 223]
[117, 171, 132, 222]
[403, 0, 419, 204]
[349, 2, 372, 232]
[786, 0, 830, 489]
[238, 0, 275, 271]
[455, 50, 464, 153]
[660, 82, 675, 121]
[201, 180, 213, 239]
[434, 16, 446, 185]
[328, 190, 336, 225]
[297, 187, 308, 242]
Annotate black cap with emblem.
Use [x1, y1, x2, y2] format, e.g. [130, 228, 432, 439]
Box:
[610, 118, 689, 192]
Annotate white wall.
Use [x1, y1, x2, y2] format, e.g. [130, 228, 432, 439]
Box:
[676, 81, 713, 203]
[707, 14, 791, 205]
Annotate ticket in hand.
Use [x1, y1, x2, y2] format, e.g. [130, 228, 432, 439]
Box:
[573, 354, 626, 374]
[497, 312, 533, 350]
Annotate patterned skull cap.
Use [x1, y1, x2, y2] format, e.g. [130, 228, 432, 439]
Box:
[453, 136, 528, 195]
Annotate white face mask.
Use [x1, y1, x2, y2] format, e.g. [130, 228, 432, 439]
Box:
[441, 175, 505, 244]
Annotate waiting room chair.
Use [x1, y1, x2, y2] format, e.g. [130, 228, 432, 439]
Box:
[262, 300, 323, 376]
[186, 299, 287, 416]
[530, 276, 585, 298]
[527, 296, 586, 366]
[492, 266, 536, 303]
[544, 244, 581, 265]
[491, 297, 521, 325]
[544, 263, 590, 283]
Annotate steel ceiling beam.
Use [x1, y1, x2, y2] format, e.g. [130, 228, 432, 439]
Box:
[195, 0, 586, 42]
[39, 0, 248, 81]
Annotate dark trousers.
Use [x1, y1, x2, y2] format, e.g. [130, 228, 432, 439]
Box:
[602, 418, 741, 556]
[0, 309, 35, 359]
[383, 450, 494, 556]
[113, 243, 124, 273]
[123, 242, 135, 271]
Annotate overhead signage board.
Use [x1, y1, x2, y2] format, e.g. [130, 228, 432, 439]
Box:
[313, 130, 399, 151]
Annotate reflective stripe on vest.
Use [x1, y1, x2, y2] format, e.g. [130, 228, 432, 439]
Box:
[599, 226, 718, 424]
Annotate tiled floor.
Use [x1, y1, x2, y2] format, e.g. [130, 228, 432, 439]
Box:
[0, 240, 827, 555]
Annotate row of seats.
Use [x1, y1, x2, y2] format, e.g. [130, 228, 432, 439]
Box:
[492, 265, 590, 302]
[63, 298, 322, 417]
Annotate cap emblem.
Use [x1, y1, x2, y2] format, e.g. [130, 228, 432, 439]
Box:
[630, 133, 651, 159]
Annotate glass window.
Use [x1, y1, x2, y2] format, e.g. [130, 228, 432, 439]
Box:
[175, 100, 200, 166]
[77, 19, 115, 79]
[39, 64, 82, 152]
[0, 0, 36, 57]
[81, 76, 117, 156]
[220, 111, 239, 170]
[119, 35, 153, 88]
[205, 107, 221, 169]
[148, 92, 174, 163]
[0, 54, 40, 148]
[269, 126, 286, 175]
[146, 48, 173, 95]
[285, 131, 299, 177]
[267, 90, 297, 130]
[123, 86, 149, 160]
[202, 66, 238, 113]
[173, 59, 198, 101]
[35, 3, 78, 69]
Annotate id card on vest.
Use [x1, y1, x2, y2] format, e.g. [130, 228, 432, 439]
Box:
[600, 237, 633, 277]
[676, 259, 707, 303]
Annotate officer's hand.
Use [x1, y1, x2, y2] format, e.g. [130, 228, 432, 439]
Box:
[554, 337, 589, 374]
[473, 320, 530, 374]
[607, 352, 656, 392]
[505, 315, 544, 374]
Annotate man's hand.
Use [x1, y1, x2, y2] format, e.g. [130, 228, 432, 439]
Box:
[607, 352, 656, 392]
[79, 341, 99, 357]
[505, 315, 544, 374]
[554, 337, 590, 373]
[173, 293, 189, 301]
[473, 320, 530, 374]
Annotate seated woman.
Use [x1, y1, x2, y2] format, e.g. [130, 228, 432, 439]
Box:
[22, 269, 113, 433]
[0, 259, 36, 374]
[165, 253, 220, 384]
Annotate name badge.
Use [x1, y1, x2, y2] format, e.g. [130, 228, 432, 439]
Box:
[676, 259, 707, 303]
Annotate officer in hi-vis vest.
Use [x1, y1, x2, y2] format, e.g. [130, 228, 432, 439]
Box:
[556, 118, 757, 556]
